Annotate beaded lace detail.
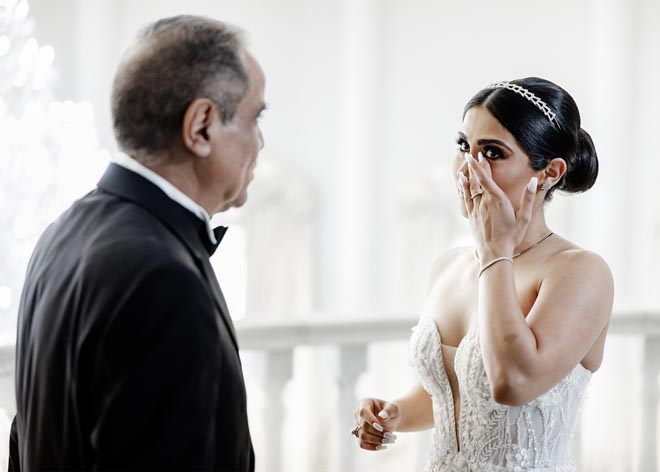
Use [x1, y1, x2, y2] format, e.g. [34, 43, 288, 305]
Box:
[409, 316, 590, 472]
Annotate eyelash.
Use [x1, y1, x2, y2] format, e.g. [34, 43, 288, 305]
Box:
[455, 138, 504, 160]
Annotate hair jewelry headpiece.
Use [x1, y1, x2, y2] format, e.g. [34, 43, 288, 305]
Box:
[487, 81, 559, 128]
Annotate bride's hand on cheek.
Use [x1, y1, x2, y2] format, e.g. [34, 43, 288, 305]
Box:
[459, 152, 538, 262]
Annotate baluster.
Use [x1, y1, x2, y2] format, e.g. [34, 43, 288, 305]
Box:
[337, 343, 368, 472]
[258, 348, 293, 472]
[638, 335, 660, 472]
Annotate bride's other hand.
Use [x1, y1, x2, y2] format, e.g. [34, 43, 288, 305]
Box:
[460, 152, 537, 261]
[353, 398, 401, 451]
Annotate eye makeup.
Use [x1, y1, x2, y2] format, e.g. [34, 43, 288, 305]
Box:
[455, 131, 513, 160]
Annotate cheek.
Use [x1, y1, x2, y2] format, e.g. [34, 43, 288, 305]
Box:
[245, 129, 261, 158]
[489, 166, 505, 188]
[489, 163, 521, 191]
[490, 166, 528, 208]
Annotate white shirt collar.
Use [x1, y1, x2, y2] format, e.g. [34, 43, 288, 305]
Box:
[112, 153, 217, 245]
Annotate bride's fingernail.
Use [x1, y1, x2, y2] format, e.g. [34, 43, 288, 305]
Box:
[461, 174, 469, 185]
[464, 152, 475, 166]
[528, 177, 538, 193]
[384, 432, 397, 440]
[372, 422, 384, 432]
[382, 437, 395, 444]
[478, 151, 484, 163]
[378, 410, 389, 419]
[375, 445, 388, 451]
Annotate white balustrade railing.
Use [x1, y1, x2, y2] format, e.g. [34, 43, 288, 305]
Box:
[236, 311, 660, 472]
[0, 311, 657, 471]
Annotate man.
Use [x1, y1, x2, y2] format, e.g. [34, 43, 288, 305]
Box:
[10, 15, 265, 471]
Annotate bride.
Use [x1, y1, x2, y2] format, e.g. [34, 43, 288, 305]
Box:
[352, 77, 614, 471]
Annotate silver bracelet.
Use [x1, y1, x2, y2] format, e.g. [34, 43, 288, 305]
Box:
[478, 256, 513, 278]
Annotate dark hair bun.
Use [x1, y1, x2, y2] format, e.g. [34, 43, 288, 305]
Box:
[559, 128, 598, 194]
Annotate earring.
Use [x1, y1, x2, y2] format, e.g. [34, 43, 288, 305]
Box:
[541, 182, 550, 191]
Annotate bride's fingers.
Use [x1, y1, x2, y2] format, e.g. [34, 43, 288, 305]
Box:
[358, 428, 396, 447]
[456, 172, 465, 199]
[355, 402, 388, 436]
[378, 404, 399, 421]
[515, 176, 538, 228]
[478, 152, 493, 180]
[465, 152, 499, 196]
[458, 170, 473, 210]
[355, 416, 398, 451]
[358, 428, 398, 451]
[359, 440, 389, 452]
[464, 153, 482, 197]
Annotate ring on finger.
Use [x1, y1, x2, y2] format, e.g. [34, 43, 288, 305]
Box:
[470, 190, 484, 200]
[351, 425, 361, 438]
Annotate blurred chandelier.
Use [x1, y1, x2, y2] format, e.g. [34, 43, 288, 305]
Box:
[0, 0, 107, 330]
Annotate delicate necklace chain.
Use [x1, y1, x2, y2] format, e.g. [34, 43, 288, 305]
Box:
[473, 232, 554, 262]
[513, 232, 554, 258]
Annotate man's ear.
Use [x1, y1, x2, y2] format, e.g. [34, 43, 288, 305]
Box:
[181, 98, 218, 157]
[543, 157, 567, 189]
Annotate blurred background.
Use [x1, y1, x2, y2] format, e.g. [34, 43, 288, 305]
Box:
[1, 0, 659, 470]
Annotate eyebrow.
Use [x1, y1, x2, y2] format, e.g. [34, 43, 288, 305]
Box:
[457, 131, 514, 153]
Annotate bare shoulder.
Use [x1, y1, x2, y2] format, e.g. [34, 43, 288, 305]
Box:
[428, 246, 475, 284]
[547, 246, 613, 286]
[540, 245, 614, 328]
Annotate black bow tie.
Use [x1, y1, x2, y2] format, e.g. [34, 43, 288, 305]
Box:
[202, 225, 228, 257]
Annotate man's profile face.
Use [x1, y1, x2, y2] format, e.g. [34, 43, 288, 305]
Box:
[209, 51, 266, 212]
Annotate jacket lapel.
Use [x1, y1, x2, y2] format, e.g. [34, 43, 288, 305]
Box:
[196, 256, 239, 351]
[97, 163, 240, 352]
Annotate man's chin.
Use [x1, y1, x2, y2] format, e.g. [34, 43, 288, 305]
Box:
[232, 191, 249, 208]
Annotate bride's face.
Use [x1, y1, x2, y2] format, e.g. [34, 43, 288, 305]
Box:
[453, 106, 538, 219]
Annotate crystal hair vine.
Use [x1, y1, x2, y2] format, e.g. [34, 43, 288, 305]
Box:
[487, 81, 559, 128]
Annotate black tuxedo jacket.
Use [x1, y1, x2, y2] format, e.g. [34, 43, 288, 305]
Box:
[10, 163, 254, 471]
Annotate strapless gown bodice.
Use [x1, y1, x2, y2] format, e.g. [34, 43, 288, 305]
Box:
[409, 316, 590, 471]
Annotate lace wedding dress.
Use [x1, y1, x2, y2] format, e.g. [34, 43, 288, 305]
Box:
[409, 316, 590, 471]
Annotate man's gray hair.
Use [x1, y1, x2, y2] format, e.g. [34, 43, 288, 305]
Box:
[111, 15, 248, 159]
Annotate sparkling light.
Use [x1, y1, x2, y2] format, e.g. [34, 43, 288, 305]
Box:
[18, 38, 37, 69]
[0, 286, 12, 311]
[0, 0, 106, 324]
[13, 0, 28, 20]
[0, 36, 9, 56]
[0, 1, 14, 10]
[13, 214, 37, 240]
[13, 71, 27, 87]
[32, 44, 54, 90]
